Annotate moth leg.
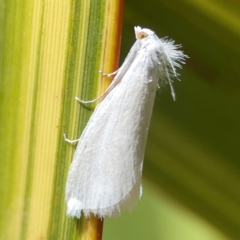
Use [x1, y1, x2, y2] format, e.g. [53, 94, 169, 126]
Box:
[75, 96, 100, 104]
[99, 69, 118, 77]
[75, 69, 120, 104]
[63, 133, 80, 143]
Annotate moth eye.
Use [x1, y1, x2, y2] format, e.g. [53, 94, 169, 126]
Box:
[137, 31, 148, 40]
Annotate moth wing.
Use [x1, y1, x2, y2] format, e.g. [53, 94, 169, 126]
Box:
[66, 52, 159, 218]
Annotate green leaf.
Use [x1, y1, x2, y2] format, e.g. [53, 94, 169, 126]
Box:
[0, 0, 123, 239]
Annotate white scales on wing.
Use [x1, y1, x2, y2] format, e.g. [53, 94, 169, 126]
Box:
[65, 26, 187, 219]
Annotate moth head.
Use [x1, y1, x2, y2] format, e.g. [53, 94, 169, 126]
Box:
[134, 26, 155, 40]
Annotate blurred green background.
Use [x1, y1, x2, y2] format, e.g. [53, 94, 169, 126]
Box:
[104, 1, 240, 240]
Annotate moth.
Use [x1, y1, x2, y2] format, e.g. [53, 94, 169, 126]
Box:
[65, 26, 187, 219]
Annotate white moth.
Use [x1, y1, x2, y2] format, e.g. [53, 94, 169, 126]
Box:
[65, 26, 187, 219]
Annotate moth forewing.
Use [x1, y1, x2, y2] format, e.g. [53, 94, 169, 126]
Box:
[65, 26, 187, 219]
